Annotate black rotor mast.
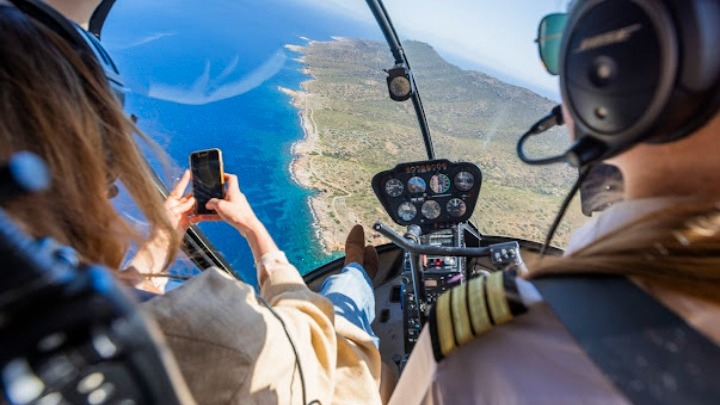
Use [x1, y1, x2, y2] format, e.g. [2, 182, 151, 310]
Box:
[365, 0, 435, 160]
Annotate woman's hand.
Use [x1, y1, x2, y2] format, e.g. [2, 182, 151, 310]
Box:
[125, 169, 211, 288]
[206, 173, 280, 284]
[205, 173, 261, 236]
[166, 170, 206, 233]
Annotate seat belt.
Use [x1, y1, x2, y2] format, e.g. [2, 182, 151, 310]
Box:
[531, 275, 720, 405]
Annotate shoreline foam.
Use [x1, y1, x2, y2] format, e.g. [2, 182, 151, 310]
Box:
[280, 66, 342, 255]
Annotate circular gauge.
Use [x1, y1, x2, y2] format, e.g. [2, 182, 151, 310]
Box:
[421, 200, 442, 220]
[446, 198, 467, 218]
[454, 171, 475, 192]
[407, 176, 426, 194]
[389, 75, 412, 100]
[430, 173, 451, 194]
[397, 202, 417, 222]
[385, 178, 404, 197]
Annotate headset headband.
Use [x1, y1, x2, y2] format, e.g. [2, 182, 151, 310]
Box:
[6, 0, 125, 104]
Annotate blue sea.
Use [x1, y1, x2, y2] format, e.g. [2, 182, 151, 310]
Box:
[103, 0, 379, 284]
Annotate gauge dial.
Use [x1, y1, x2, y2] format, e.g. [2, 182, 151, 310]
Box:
[407, 176, 426, 194]
[389, 76, 411, 99]
[397, 202, 417, 222]
[430, 173, 451, 194]
[385, 178, 404, 197]
[446, 198, 467, 217]
[454, 171, 475, 191]
[421, 200, 442, 220]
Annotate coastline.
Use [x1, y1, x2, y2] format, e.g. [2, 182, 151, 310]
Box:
[279, 38, 585, 253]
[280, 47, 345, 254]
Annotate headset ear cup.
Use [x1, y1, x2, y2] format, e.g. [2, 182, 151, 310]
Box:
[561, 0, 678, 154]
[560, 0, 720, 165]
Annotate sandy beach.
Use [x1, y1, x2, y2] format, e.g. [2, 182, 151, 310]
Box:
[282, 40, 398, 255]
[280, 71, 348, 254]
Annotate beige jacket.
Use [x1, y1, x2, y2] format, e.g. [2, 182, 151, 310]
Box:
[142, 253, 382, 405]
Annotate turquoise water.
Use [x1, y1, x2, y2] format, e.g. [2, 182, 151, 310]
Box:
[103, 0, 379, 284]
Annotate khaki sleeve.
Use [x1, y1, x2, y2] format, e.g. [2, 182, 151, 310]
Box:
[143, 268, 339, 404]
[259, 253, 383, 404]
[258, 250, 317, 300]
[259, 255, 339, 398]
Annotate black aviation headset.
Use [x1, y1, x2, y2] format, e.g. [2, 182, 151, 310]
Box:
[522, 0, 720, 168]
[561, 0, 720, 166]
[520, 0, 720, 251]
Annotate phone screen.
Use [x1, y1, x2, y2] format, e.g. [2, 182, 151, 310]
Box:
[190, 149, 224, 214]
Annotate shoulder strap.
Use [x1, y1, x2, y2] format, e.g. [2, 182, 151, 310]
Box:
[428, 271, 527, 362]
[532, 275, 720, 405]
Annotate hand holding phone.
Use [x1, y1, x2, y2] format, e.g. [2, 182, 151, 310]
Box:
[205, 172, 262, 236]
[189, 148, 224, 214]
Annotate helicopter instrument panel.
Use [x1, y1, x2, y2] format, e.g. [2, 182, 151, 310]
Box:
[372, 159, 482, 228]
[372, 159, 488, 358]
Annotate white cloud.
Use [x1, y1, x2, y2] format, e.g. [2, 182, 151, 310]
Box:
[147, 50, 287, 105]
[106, 32, 176, 50]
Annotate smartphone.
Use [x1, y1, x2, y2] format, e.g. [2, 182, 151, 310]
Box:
[189, 148, 224, 214]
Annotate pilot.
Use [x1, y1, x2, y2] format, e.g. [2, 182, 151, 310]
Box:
[389, 0, 720, 404]
[0, 1, 383, 404]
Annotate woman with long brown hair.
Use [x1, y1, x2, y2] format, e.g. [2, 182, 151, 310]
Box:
[0, 0, 179, 274]
[0, 1, 383, 404]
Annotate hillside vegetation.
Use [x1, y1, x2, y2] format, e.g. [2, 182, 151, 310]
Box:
[293, 38, 588, 250]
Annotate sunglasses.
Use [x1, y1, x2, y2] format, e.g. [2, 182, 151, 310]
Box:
[535, 13, 567, 75]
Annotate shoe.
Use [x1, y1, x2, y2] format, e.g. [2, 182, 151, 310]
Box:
[344, 224, 365, 266]
[363, 245, 379, 282]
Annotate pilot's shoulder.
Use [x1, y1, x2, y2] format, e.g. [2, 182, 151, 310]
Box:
[428, 271, 528, 362]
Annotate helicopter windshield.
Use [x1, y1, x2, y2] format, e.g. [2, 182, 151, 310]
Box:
[102, 0, 587, 286]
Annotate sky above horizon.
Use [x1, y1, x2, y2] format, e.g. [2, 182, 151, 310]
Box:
[296, 0, 571, 100]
